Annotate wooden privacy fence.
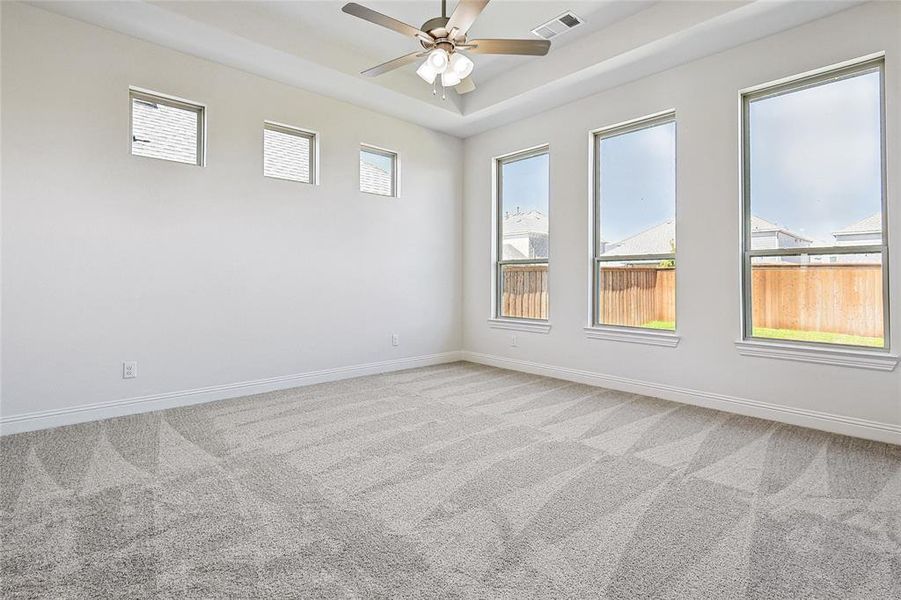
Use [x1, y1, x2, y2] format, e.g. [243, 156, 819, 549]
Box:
[501, 264, 548, 320]
[598, 267, 675, 327]
[502, 263, 883, 337]
[751, 264, 883, 337]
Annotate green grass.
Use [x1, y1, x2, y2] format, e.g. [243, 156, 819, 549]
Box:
[639, 321, 883, 347]
[641, 321, 676, 331]
[751, 327, 884, 348]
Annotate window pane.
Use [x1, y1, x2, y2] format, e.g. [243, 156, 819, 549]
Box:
[750, 254, 884, 347]
[264, 126, 311, 183]
[500, 152, 549, 260]
[500, 263, 548, 320]
[131, 96, 200, 165]
[597, 260, 675, 330]
[360, 147, 395, 196]
[748, 70, 882, 248]
[598, 121, 675, 256]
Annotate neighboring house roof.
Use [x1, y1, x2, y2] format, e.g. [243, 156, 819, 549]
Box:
[502, 244, 528, 259]
[131, 98, 199, 164]
[602, 219, 675, 256]
[503, 209, 548, 236]
[833, 213, 882, 236]
[750, 215, 812, 242]
[360, 159, 392, 195]
[599, 214, 814, 257]
[264, 128, 311, 182]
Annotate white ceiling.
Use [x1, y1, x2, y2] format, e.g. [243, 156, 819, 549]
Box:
[31, 0, 861, 137]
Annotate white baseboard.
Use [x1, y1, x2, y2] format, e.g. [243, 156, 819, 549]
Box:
[0, 351, 463, 435]
[5, 349, 897, 445]
[462, 351, 901, 445]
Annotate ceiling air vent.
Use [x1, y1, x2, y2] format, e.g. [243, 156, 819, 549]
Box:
[531, 11, 583, 40]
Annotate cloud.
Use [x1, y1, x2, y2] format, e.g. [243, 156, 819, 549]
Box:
[749, 71, 882, 242]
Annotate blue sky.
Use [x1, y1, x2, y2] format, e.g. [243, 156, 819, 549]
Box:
[501, 152, 549, 215]
[500, 70, 881, 247]
[361, 148, 393, 173]
[599, 121, 676, 244]
[750, 70, 882, 243]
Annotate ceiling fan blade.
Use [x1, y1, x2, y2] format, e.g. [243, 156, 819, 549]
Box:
[455, 76, 476, 94]
[361, 51, 425, 77]
[465, 38, 550, 56]
[446, 0, 490, 36]
[342, 3, 433, 43]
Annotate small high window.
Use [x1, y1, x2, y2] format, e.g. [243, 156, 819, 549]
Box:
[360, 145, 398, 197]
[264, 122, 317, 184]
[130, 88, 204, 166]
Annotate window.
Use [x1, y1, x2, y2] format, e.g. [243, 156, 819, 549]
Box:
[592, 113, 676, 331]
[360, 145, 397, 196]
[742, 57, 887, 349]
[264, 122, 317, 184]
[130, 88, 204, 165]
[495, 147, 549, 321]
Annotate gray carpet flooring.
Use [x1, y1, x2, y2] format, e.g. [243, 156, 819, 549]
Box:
[2, 362, 900, 599]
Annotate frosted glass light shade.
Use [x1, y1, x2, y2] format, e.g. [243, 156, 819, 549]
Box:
[449, 53, 474, 79]
[441, 70, 462, 87]
[427, 49, 449, 73]
[416, 61, 438, 84]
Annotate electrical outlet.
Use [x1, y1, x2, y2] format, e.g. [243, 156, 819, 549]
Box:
[511, 334, 518, 347]
[123, 361, 137, 379]
[391, 333, 399, 347]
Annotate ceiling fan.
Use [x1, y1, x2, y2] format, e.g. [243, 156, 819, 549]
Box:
[342, 0, 551, 96]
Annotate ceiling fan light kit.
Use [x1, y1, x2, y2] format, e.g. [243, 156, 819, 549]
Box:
[441, 70, 462, 88]
[416, 49, 472, 87]
[342, 0, 551, 97]
[449, 53, 474, 79]
[416, 61, 438, 85]
[427, 49, 449, 72]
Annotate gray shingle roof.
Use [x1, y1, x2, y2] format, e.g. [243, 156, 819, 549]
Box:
[131, 98, 199, 165]
[602, 219, 675, 256]
[834, 213, 882, 235]
[264, 128, 311, 182]
[360, 159, 392, 196]
[503, 209, 548, 235]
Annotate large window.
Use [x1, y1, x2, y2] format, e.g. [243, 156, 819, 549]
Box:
[495, 147, 549, 320]
[264, 122, 317, 184]
[360, 145, 397, 197]
[742, 57, 887, 349]
[130, 88, 204, 166]
[593, 113, 676, 331]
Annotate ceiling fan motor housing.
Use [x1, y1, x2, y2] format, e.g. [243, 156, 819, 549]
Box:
[420, 16, 459, 51]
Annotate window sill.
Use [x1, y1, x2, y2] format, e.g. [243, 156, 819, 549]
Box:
[734, 339, 898, 372]
[488, 318, 552, 334]
[584, 326, 680, 348]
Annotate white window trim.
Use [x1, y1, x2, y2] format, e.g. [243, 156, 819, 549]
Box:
[735, 339, 898, 372]
[263, 120, 319, 185]
[738, 54, 891, 361]
[488, 318, 552, 334]
[584, 325, 679, 348]
[129, 86, 206, 167]
[491, 143, 551, 325]
[586, 110, 679, 346]
[360, 143, 399, 198]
